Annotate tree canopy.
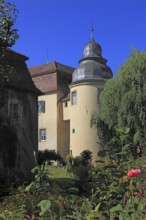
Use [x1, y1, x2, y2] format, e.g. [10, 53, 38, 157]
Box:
[0, 0, 18, 48]
[97, 49, 146, 153]
[0, 0, 18, 89]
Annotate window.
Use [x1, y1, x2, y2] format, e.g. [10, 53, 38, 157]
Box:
[38, 101, 45, 113]
[72, 128, 75, 133]
[40, 129, 46, 141]
[9, 100, 22, 121]
[97, 88, 103, 104]
[64, 102, 68, 107]
[71, 91, 77, 105]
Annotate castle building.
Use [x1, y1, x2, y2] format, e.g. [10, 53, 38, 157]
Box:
[29, 62, 74, 159]
[30, 30, 113, 162]
[0, 48, 41, 177]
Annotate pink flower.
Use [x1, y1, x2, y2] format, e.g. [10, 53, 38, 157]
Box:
[24, 214, 31, 220]
[127, 168, 141, 177]
[133, 191, 141, 197]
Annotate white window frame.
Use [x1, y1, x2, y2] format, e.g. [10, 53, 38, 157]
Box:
[38, 101, 45, 113]
[71, 91, 77, 105]
[40, 129, 46, 141]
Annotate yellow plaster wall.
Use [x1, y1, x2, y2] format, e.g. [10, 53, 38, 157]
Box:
[57, 91, 70, 158]
[70, 80, 104, 162]
[38, 93, 57, 151]
[63, 101, 70, 120]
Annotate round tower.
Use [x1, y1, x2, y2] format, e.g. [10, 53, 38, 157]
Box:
[70, 28, 113, 162]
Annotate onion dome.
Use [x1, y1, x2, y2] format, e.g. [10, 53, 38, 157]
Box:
[83, 38, 102, 58]
[72, 28, 113, 82]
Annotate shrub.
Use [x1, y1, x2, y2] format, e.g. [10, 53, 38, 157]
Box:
[36, 149, 62, 166]
[71, 150, 94, 195]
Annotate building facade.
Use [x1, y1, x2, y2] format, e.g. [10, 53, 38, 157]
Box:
[29, 62, 74, 158]
[69, 34, 113, 162]
[30, 33, 113, 162]
[0, 48, 41, 177]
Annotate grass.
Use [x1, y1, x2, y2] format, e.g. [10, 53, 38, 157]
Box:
[44, 165, 76, 194]
[45, 165, 72, 179]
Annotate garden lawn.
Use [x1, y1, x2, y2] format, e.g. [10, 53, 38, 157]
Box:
[46, 165, 71, 179]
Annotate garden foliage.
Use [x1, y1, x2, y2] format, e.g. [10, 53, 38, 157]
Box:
[0, 144, 145, 219]
[94, 49, 146, 155]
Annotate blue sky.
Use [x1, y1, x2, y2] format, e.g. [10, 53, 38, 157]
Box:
[11, 0, 146, 76]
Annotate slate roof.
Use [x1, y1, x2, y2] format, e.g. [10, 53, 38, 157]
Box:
[2, 48, 42, 95]
[72, 38, 113, 82]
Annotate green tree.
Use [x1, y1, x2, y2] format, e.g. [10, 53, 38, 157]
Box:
[0, 0, 18, 47]
[0, 0, 19, 88]
[96, 49, 146, 155]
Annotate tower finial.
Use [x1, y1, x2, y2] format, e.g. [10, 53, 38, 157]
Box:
[90, 26, 94, 41]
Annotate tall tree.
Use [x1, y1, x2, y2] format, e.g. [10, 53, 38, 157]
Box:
[96, 49, 146, 154]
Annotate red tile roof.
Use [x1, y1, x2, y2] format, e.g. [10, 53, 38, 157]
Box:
[29, 61, 74, 93]
[29, 61, 74, 77]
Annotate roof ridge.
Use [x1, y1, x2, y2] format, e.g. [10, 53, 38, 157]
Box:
[29, 61, 56, 69]
[4, 47, 29, 60]
[29, 61, 74, 70]
[55, 61, 74, 70]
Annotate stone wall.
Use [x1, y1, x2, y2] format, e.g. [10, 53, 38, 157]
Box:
[0, 87, 38, 178]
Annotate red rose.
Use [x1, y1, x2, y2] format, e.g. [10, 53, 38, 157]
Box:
[127, 168, 141, 177]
